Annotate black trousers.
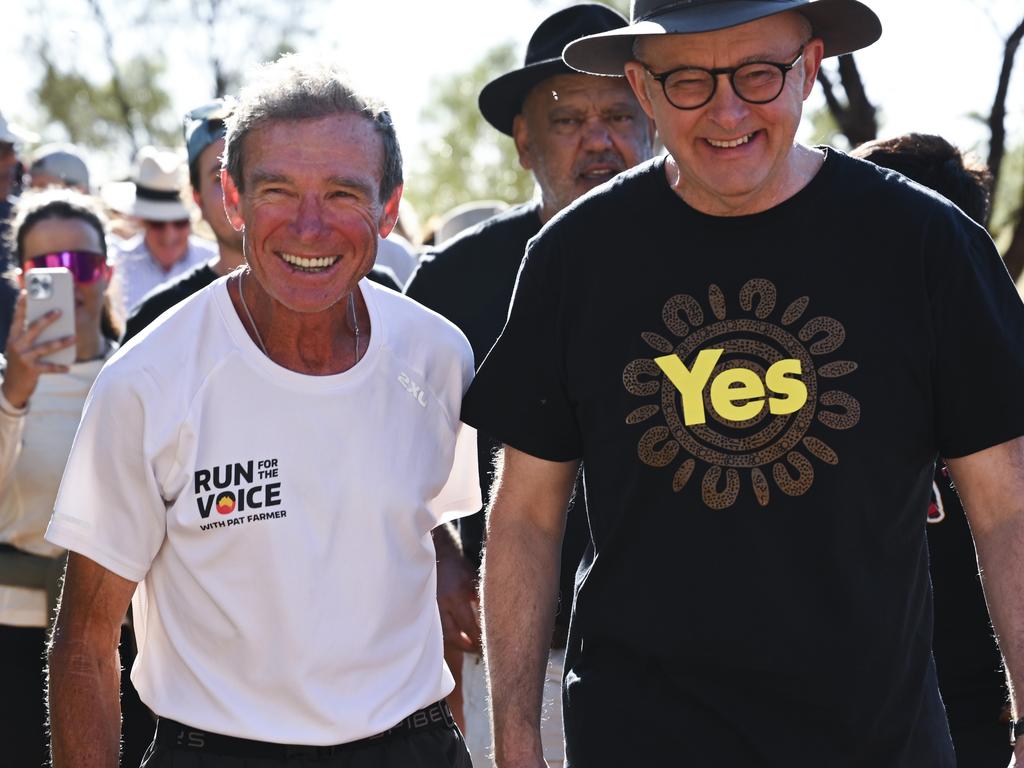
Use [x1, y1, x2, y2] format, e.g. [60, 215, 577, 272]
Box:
[139, 724, 473, 768]
[0, 623, 152, 768]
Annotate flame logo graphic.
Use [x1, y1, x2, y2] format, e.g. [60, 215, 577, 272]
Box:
[216, 492, 236, 515]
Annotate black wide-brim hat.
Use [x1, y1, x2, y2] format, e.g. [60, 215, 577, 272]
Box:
[563, 0, 882, 76]
[479, 3, 629, 136]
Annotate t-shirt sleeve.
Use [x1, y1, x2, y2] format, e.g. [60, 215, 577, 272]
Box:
[929, 209, 1024, 458]
[428, 420, 482, 526]
[122, 298, 162, 343]
[461, 229, 582, 461]
[403, 252, 440, 304]
[45, 365, 168, 582]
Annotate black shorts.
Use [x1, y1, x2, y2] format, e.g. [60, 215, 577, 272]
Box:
[140, 704, 472, 768]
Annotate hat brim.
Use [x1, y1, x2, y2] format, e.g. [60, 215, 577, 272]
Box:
[0, 122, 40, 145]
[102, 181, 190, 221]
[563, 0, 882, 76]
[479, 58, 576, 136]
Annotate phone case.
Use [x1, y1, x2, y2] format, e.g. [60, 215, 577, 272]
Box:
[24, 267, 76, 367]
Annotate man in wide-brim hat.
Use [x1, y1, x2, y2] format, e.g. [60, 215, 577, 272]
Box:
[463, 1, 1024, 766]
[408, 4, 653, 767]
[104, 146, 216, 313]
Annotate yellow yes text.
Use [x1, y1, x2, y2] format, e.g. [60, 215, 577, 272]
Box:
[654, 349, 808, 426]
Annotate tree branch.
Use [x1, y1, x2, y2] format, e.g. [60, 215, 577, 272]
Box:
[987, 15, 1024, 228]
[815, 55, 877, 148]
[84, 0, 138, 154]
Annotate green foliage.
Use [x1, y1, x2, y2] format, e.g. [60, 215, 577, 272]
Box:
[35, 52, 177, 150]
[991, 141, 1023, 238]
[804, 104, 842, 149]
[405, 43, 536, 222]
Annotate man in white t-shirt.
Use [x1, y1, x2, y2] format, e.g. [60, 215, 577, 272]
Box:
[45, 54, 480, 768]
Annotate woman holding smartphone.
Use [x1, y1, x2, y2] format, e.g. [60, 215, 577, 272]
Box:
[0, 188, 121, 766]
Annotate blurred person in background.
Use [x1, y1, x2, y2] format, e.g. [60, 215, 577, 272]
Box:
[121, 101, 244, 341]
[103, 146, 216, 314]
[405, 5, 653, 766]
[0, 189, 120, 766]
[0, 110, 37, 212]
[26, 143, 91, 193]
[0, 110, 40, 351]
[852, 132, 1008, 767]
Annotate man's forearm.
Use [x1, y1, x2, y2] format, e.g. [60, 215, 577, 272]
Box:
[974, 517, 1024, 719]
[48, 636, 123, 767]
[482, 508, 563, 766]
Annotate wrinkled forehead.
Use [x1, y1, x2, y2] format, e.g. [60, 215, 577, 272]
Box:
[524, 72, 639, 110]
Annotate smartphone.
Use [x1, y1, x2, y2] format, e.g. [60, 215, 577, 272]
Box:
[24, 268, 75, 367]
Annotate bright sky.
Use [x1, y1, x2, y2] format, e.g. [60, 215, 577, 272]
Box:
[2, 0, 1022, 186]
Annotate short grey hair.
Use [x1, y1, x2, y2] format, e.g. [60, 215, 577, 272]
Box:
[223, 53, 402, 203]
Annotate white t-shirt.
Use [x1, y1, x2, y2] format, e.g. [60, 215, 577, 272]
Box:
[0, 352, 110, 627]
[46, 276, 481, 745]
[110, 233, 217, 314]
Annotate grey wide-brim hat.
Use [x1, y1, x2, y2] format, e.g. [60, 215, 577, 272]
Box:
[563, 0, 882, 76]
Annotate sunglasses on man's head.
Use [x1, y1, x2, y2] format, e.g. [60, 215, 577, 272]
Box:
[23, 251, 109, 284]
[145, 219, 190, 230]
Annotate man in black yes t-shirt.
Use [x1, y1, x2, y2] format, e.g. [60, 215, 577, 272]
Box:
[406, 5, 653, 765]
[462, 2, 1024, 767]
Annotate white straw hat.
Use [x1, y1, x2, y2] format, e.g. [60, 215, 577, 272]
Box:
[102, 146, 190, 221]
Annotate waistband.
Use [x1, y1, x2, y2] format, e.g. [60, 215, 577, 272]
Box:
[155, 700, 456, 759]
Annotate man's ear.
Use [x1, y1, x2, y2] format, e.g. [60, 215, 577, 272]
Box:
[801, 38, 825, 100]
[511, 114, 533, 172]
[221, 169, 245, 232]
[624, 63, 657, 120]
[378, 184, 403, 238]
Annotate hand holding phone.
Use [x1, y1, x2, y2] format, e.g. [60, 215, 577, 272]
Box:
[1, 271, 77, 409]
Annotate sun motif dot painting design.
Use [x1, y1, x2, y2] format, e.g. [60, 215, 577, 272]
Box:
[623, 279, 861, 509]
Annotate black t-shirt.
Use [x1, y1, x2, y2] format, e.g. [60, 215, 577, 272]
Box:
[462, 150, 1024, 767]
[407, 202, 589, 637]
[123, 262, 403, 343]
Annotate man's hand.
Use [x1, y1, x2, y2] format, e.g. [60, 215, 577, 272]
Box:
[2, 292, 75, 408]
[433, 523, 481, 653]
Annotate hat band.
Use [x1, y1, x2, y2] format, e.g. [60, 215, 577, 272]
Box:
[636, 0, 795, 23]
[135, 184, 182, 202]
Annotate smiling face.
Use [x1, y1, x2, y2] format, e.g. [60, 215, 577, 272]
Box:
[22, 216, 110, 348]
[513, 72, 654, 222]
[222, 113, 401, 315]
[143, 217, 191, 270]
[624, 13, 823, 216]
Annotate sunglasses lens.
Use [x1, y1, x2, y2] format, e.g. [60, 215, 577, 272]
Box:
[145, 219, 190, 230]
[25, 251, 107, 283]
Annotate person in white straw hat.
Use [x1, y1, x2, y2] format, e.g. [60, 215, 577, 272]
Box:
[104, 145, 216, 313]
[461, 1, 1024, 766]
